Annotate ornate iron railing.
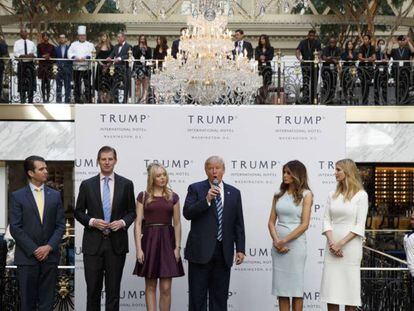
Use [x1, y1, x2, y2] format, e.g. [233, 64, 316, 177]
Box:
[1, 57, 413, 105]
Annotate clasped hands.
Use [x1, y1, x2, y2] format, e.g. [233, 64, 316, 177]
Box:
[273, 239, 289, 254]
[92, 219, 125, 231]
[33, 244, 52, 261]
[328, 240, 344, 257]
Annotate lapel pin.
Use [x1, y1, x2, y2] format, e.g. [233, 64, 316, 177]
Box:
[227, 191, 230, 195]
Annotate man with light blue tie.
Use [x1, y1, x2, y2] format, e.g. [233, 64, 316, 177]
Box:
[183, 156, 246, 311]
[54, 34, 72, 103]
[75, 146, 136, 311]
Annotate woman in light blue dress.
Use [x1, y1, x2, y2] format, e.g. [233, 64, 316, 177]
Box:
[268, 160, 313, 311]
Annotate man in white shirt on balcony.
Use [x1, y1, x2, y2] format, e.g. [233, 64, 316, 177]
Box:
[13, 28, 36, 103]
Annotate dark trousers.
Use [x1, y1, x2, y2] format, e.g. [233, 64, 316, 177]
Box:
[17, 62, 35, 104]
[321, 65, 337, 104]
[393, 66, 411, 105]
[114, 66, 130, 103]
[0, 67, 4, 101]
[73, 70, 91, 103]
[41, 79, 51, 103]
[301, 64, 319, 104]
[17, 263, 58, 311]
[83, 237, 126, 311]
[56, 70, 72, 103]
[188, 241, 231, 311]
[374, 65, 388, 105]
[359, 65, 373, 105]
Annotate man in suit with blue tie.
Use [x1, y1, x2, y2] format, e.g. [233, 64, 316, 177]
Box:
[75, 146, 136, 311]
[54, 34, 72, 103]
[107, 32, 132, 103]
[184, 156, 246, 311]
[9, 155, 65, 311]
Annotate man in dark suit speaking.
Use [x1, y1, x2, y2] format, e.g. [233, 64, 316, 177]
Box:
[10, 155, 65, 311]
[75, 146, 136, 311]
[184, 156, 246, 311]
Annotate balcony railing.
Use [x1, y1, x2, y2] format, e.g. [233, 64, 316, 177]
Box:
[0, 57, 413, 105]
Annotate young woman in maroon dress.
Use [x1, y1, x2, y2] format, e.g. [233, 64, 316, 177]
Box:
[37, 32, 55, 102]
[134, 163, 184, 311]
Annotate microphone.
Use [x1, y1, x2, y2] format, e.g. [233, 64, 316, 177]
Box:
[212, 178, 219, 187]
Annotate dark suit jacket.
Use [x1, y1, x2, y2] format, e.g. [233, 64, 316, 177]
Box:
[233, 40, 254, 60]
[110, 42, 132, 68]
[74, 173, 136, 256]
[171, 39, 180, 59]
[0, 42, 9, 70]
[9, 185, 65, 265]
[183, 179, 245, 268]
[54, 44, 72, 72]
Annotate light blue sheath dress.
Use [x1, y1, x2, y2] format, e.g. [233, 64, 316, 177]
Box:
[271, 190, 310, 297]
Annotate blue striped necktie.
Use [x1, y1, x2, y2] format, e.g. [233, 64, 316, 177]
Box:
[215, 189, 223, 241]
[102, 176, 111, 224]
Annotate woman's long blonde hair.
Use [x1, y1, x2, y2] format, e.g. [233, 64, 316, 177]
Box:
[272, 160, 311, 208]
[145, 163, 173, 204]
[333, 158, 364, 201]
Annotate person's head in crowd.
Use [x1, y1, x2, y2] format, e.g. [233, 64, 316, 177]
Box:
[96, 32, 110, 51]
[258, 34, 270, 49]
[362, 34, 371, 46]
[117, 32, 126, 46]
[180, 27, 188, 37]
[307, 29, 316, 41]
[58, 34, 67, 46]
[78, 25, 87, 42]
[235, 29, 245, 42]
[274, 160, 311, 206]
[146, 163, 173, 202]
[204, 156, 225, 184]
[377, 39, 385, 52]
[97, 146, 117, 176]
[344, 40, 354, 53]
[398, 35, 407, 48]
[138, 35, 147, 47]
[41, 32, 49, 44]
[334, 158, 364, 201]
[20, 28, 28, 40]
[156, 35, 168, 51]
[24, 155, 48, 186]
[328, 36, 337, 48]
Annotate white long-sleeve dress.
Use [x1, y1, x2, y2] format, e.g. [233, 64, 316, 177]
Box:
[320, 190, 368, 306]
[403, 231, 414, 277]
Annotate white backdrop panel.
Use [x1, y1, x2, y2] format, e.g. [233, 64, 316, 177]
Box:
[75, 105, 346, 310]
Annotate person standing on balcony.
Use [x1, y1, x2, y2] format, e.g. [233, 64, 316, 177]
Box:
[171, 27, 187, 59]
[296, 29, 321, 105]
[233, 29, 253, 60]
[107, 32, 131, 104]
[132, 35, 152, 103]
[404, 212, 414, 277]
[374, 39, 389, 106]
[340, 41, 358, 105]
[37, 32, 55, 103]
[0, 34, 9, 102]
[358, 34, 376, 105]
[9, 155, 65, 311]
[320, 159, 369, 311]
[68, 25, 95, 103]
[54, 34, 72, 103]
[321, 37, 341, 105]
[255, 34, 274, 89]
[13, 28, 37, 104]
[387, 35, 414, 105]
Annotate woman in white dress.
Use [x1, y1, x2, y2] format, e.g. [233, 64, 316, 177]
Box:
[268, 160, 313, 311]
[320, 159, 368, 311]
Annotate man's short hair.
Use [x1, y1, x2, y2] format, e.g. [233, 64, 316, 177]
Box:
[97, 146, 117, 161]
[204, 156, 225, 170]
[235, 29, 244, 35]
[398, 35, 405, 41]
[180, 27, 188, 33]
[308, 29, 316, 35]
[24, 155, 46, 179]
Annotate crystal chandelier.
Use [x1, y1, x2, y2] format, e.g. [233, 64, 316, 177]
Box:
[151, 12, 261, 105]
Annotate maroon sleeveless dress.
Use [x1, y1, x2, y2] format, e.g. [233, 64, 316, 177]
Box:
[133, 191, 184, 279]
